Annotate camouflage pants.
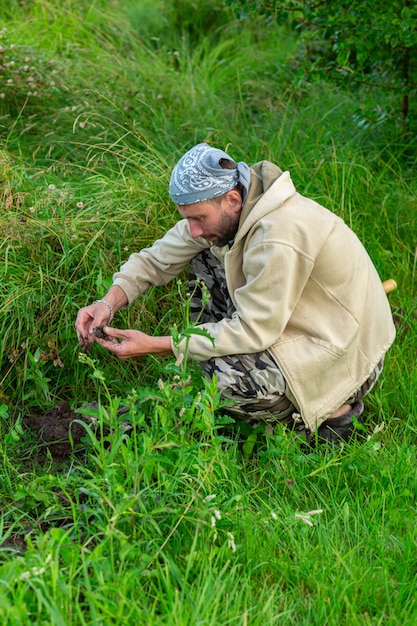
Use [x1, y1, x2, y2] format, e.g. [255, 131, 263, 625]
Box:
[189, 250, 383, 431]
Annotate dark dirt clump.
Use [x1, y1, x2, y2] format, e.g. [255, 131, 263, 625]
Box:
[22, 401, 131, 460]
[0, 535, 28, 553]
[92, 325, 112, 340]
[22, 400, 100, 458]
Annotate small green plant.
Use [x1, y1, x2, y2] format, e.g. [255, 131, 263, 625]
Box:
[21, 347, 53, 406]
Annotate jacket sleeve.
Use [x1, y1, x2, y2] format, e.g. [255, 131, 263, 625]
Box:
[112, 220, 209, 304]
[172, 230, 315, 361]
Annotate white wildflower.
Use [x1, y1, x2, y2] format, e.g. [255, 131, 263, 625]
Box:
[295, 509, 323, 527]
[175, 353, 184, 367]
[213, 509, 221, 521]
[205, 494, 217, 502]
[227, 532, 236, 552]
[271, 511, 278, 520]
[367, 422, 385, 442]
[19, 555, 52, 581]
[373, 422, 385, 435]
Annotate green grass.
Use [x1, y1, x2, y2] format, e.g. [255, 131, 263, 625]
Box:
[1, 0, 417, 624]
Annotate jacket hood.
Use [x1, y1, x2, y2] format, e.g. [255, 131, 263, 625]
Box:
[236, 161, 295, 243]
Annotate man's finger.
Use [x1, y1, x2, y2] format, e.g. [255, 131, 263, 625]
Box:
[96, 326, 127, 340]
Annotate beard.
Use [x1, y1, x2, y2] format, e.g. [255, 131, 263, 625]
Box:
[206, 210, 240, 247]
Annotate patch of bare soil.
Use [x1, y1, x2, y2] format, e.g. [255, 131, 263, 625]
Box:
[0, 535, 28, 552]
[22, 400, 132, 460]
[22, 400, 102, 458]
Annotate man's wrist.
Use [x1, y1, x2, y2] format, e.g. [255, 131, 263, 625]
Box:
[94, 286, 129, 318]
[93, 299, 114, 321]
[152, 336, 173, 355]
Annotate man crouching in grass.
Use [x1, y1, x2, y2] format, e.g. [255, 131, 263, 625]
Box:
[75, 142, 395, 445]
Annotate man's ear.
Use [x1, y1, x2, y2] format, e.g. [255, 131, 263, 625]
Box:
[224, 189, 243, 213]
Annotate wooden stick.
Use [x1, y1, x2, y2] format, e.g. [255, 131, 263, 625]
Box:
[382, 279, 397, 294]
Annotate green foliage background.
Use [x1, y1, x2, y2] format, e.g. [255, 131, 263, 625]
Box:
[227, 0, 417, 135]
[0, 1, 416, 624]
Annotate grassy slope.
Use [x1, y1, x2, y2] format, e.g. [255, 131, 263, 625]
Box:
[0, 1, 416, 624]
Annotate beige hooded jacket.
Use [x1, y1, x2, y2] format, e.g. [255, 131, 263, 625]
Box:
[113, 161, 395, 430]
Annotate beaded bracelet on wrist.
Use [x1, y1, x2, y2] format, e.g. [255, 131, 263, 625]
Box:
[93, 299, 114, 321]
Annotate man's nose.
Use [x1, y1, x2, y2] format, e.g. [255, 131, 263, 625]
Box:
[189, 221, 204, 238]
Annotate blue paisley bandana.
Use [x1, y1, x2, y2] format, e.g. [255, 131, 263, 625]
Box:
[169, 142, 251, 205]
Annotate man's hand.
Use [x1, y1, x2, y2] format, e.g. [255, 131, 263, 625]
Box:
[75, 286, 128, 351]
[75, 302, 112, 352]
[92, 327, 173, 359]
